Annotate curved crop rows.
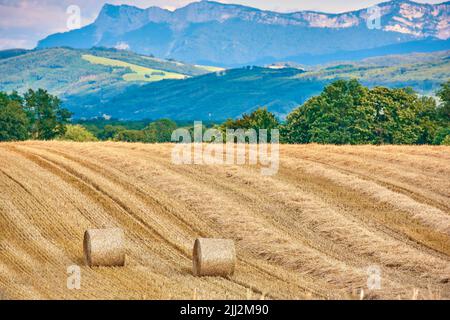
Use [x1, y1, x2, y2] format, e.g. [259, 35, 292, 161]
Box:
[0, 142, 448, 300]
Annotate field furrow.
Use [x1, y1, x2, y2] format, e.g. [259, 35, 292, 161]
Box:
[0, 142, 448, 300]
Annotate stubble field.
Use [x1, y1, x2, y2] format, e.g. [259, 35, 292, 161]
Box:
[0, 142, 449, 300]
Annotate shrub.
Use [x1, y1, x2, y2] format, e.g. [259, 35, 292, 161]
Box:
[61, 124, 98, 142]
[442, 135, 450, 146]
[115, 130, 146, 142]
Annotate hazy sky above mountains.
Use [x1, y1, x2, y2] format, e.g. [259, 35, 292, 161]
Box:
[0, 0, 445, 49]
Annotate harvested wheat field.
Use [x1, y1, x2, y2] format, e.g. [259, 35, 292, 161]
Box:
[0, 141, 449, 300]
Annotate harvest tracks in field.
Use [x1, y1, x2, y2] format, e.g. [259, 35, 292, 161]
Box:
[0, 142, 448, 299]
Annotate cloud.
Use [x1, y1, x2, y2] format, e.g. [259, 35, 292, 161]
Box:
[0, 38, 32, 50]
[114, 41, 130, 50]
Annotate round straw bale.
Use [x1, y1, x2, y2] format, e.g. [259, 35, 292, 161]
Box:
[84, 228, 125, 267]
[193, 238, 236, 276]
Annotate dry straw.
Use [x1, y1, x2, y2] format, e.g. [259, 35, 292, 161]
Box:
[84, 228, 126, 267]
[193, 238, 236, 276]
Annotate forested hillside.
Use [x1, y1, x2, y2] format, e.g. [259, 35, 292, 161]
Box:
[0, 47, 448, 120]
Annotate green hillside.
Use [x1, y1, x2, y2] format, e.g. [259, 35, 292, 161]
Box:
[0, 47, 217, 96]
[0, 47, 448, 120]
[0, 49, 30, 60]
[63, 51, 449, 120]
[298, 51, 450, 93]
[82, 54, 188, 82]
[64, 67, 325, 120]
[82, 48, 223, 76]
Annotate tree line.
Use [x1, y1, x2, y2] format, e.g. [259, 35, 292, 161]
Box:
[220, 79, 449, 145]
[0, 89, 71, 141]
[282, 79, 449, 145]
[1, 80, 449, 145]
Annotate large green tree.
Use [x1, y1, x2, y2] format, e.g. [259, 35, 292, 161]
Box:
[143, 119, 177, 143]
[366, 87, 440, 144]
[221, 107, 280, 142]
[434, 80, 450, 145]
[0, 93, 30, 141]
[284, 80, 446, 145]
[437, 80, 450, 120]
[24, 89, 72, 140]
[222, 107, 279, 131]
[284, 80, 373, 144]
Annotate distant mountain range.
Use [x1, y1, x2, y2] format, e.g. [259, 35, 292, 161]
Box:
[1, 47, 447, 120]
[37, 0, 450, 66]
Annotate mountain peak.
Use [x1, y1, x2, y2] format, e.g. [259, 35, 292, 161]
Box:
[97, 3, 144, 20]
[38, 1, 450, 65]
[98, 3, 120, 18]
[95, 4, 150, 36]
[378, 0, 434, 7]
[178, 0, 247, 11]
[99, 3, 131, 13]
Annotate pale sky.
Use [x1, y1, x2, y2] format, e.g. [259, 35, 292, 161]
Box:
[0, 0, 445, 50]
